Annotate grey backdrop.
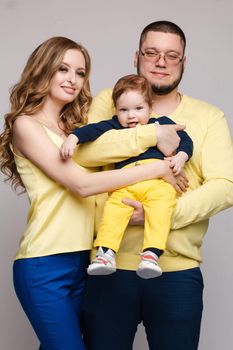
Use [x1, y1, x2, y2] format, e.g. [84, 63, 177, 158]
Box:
[1, 0, 233, 349]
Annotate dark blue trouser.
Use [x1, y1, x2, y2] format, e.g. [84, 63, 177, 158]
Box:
[81, 267, 204, 350]
[13, 251, 89, 350]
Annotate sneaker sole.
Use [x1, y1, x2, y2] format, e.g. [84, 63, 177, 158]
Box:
[136, 267, 162, 279]
[87, 265, 116, 276]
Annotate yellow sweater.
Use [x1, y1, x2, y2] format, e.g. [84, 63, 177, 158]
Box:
[14, 127, 95, 260]
[78, 89, 233, 272]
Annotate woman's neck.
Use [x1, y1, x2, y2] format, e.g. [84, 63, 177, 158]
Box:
[34, 100, 66, 137]
[39, 99, 62, 124]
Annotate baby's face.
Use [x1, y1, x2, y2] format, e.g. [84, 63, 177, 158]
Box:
[116, 90, 151, 128]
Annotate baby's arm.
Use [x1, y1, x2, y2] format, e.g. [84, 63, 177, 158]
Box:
[164, 120, 193, 175]
[60, 134, 79, 160]
[60, 118, 120, 160]
[165, 151, 188, 175]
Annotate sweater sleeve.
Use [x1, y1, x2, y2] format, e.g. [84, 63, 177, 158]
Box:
[77, 89, 157, 167]
[171, 112, 233, 229]
[72, 118, 119, 143]
[176, 129, 193, 159]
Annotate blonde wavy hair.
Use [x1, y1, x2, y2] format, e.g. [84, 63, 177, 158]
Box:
[0, 36, 92, 191]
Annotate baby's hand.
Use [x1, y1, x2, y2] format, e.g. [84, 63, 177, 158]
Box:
[165, 151, 188, 175]
[59, 134, 79, 160]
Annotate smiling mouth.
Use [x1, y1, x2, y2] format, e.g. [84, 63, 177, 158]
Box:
[151, 71, 169, 78]
[62, 86, 76, 94]
[128, 122, 138, 128]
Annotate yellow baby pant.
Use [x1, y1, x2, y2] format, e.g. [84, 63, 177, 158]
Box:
[94, 161, 177, 252]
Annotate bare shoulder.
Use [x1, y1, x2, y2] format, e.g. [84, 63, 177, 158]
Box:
[12, 115, 49, 157]
[13, 115, 42, 136]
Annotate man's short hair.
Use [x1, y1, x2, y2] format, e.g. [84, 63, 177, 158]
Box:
[139, 20, 186, 52]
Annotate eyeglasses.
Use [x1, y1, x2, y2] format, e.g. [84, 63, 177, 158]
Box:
[140, 49, 183, 65]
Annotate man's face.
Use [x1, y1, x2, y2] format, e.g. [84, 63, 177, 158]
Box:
[134, 31, 186, 95]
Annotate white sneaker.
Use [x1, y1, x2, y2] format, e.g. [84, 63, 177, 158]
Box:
[87, 247, 116, 275]
[136, 251, 162, 279]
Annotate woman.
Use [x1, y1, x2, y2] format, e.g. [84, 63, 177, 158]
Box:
[0, 36, 185, 349]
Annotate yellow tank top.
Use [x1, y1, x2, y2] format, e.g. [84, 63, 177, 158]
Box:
[13, 127, 95, 259]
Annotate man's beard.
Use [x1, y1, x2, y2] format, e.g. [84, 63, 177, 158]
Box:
[137, 60, 184, 95]
[151, 65, 184, 95]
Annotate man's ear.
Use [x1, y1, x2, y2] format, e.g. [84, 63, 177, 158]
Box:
[134, 51, 139, 68]
[182, 55, 187, 71]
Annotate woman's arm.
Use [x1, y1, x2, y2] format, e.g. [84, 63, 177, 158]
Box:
[12, 117, 180, 197]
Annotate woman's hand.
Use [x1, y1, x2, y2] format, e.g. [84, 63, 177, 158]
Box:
[161, 161, 188, 193]
[122, 161, 189, 226]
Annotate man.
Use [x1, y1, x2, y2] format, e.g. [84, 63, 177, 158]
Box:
[78, 21, 233, 350]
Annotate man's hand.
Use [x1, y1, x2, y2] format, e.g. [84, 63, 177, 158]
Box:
[156, 124, 186, 156]
[122, 198, 144, 226]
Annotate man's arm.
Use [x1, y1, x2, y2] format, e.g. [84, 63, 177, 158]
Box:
[157, 116, 193, 158]
[77, 89, 184, 167]
[77, 88, 157, 166]
[171, 113, 233, 229]
[172, 179, 233, 229]
[127, 112, 233, 228]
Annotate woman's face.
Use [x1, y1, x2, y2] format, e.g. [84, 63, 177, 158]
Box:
[49, 49, 86, 105]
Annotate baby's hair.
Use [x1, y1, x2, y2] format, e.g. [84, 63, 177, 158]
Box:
[112, 74, 152, 108]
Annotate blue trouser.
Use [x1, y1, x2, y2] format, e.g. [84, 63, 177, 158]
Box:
[13, 251, 89, 350]
[81, 267, 204, 350]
